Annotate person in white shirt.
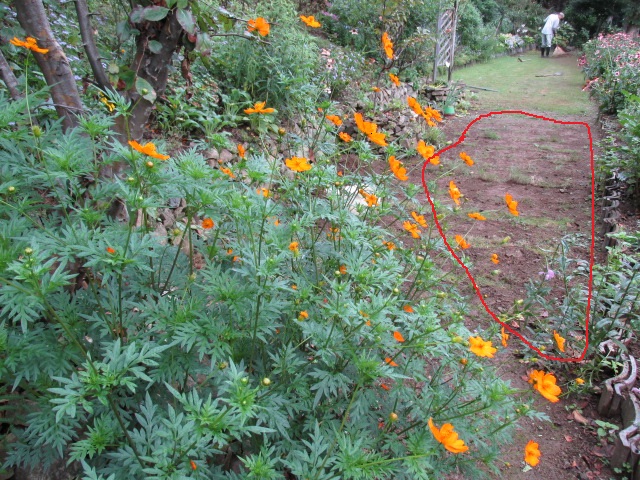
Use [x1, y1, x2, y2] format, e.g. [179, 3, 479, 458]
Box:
[541, 12, 564, 57]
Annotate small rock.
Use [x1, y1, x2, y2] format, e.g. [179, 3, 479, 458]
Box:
[159, 209, 175, 227]
[205, 148, 219, 161]
[154, 223, 168, 243]
[219, 149, 233, 163]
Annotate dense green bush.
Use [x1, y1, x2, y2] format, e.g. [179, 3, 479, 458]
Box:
[206, 0, 321, 112]
[0, 72, 537, 478]
[321, 0, 439, 77]
[595, 92, 640, 198]
[580, 32, 640, 113]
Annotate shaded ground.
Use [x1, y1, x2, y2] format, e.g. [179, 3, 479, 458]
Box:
[419, 51, 616, 480]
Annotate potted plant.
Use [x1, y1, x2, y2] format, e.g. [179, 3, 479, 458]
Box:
[442, 82, 462, 116]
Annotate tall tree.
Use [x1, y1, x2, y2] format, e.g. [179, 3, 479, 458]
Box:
[13, 0, 84, 131]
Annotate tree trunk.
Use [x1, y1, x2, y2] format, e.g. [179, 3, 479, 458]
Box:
[13, 0, 84, 131]
[0, 48, 22, 100]
[124, 10, 183, 141]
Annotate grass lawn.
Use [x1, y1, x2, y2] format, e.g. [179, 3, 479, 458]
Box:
[452, 49, 595, 116]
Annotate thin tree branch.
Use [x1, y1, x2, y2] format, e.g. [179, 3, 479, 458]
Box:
[0, 48, 22, 100]
[74, 0, 113, 92]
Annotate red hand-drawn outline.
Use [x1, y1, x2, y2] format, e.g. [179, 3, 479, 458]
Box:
[421, 111, 595, 362]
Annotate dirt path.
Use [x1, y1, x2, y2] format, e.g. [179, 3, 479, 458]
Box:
[426, 51, 616, 479]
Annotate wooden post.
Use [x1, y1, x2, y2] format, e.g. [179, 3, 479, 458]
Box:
[447, 0, 459, 83]
[432, 0, 442, 83]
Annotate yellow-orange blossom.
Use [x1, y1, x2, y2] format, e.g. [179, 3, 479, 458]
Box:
[428, 418, 469, 453]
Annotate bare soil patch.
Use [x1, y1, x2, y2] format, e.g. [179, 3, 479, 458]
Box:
[414, 109, 616, 479]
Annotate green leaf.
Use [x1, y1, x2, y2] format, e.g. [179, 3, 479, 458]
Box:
[139, 6, 170, 22]
[148, 40, 163, 54]
[116, 20, 137, 42]
[218, 12, 235, 32]
[117, 66, 135, 89]
[177, 8, 196, 35]
[135, 77, 157, 103]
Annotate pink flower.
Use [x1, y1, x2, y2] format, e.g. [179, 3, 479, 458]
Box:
[539, 269, 555, 281]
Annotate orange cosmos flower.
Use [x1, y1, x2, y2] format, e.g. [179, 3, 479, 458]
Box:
[10, 36, 49, 54]
[325, 114, 342, 126]
[417, 140, 439, 165]
[402, 305, 414, 313]
[576, 378, 585, 385]
[505, 193, 519, 216]
[339, 264, 347, 274]
[285, 156, 312, 172]
[524, 440, 541, 467]
[403, 221, 421, 239]
[244, 101, 275, 114]
[256, 187, 270, 197]
[455, 235, 470, 249]
[389, 73, 400, 86]
[381, 32, 394, 59]
[202, 218, 214, 229]
[106, 247, 116, 254]
[449, 181, 462, 205]
[237, 144, 246, 158]
[501, 326, 509, 347]
[459, 152, 474, 166]
[468, 336, 496, 357]
[393, 331, 405, 342]
[128, 140, 170, 160]
[358, 189, 379, 207]
[190, 460, 197, 470]
[354, 113, 369, 134]
[388, 156, 408, 181]
[553, 330, 566, 352]
[467, 212, 486, 221]
[380, 383, 391, 391]
[338, 132, 353, 142]
[220, 167, 235, 179]
[353, 113, 387, 146]
[367, 131, 387, 146]
[384, 357, 398, 367]
[528, 370, 562, 403]
[247, 17, 270, 36]
[428, 418, 469, 454]
[371, 86, 381, 92]
[289, 241, 299, 253]
[491, 253, 500, 264]
[298, 310, 309, 320]
[300, 15, 321, 27]
[423, 106, 443, 124]
[384, 241, 396, 250]
[411, 211, 428, 228]
[407, 96, 424, 116]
